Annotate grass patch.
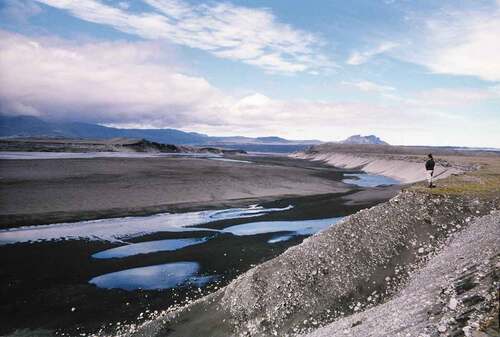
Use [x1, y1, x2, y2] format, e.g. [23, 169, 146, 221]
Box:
[409, 156, 500, 197]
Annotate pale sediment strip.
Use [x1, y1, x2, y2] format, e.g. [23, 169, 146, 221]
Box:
[291, 152, 462, 184]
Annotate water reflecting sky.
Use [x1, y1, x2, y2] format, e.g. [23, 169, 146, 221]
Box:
[89, 262, 216, 290]
[92, 237, 212, 259]
[343, 173, 400, 187]
[0, 205, 292, 245]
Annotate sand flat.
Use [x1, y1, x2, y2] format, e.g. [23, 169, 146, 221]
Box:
[0, 155, 348, 227]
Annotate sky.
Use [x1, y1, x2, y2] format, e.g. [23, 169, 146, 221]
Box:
[0, 0, 499, 147]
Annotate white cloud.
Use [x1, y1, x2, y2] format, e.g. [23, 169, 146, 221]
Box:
[342, 80, 395, 93]
[379, 85, 500, 107]
[0, 32, 419, 132]
[346, 42, 398, 65]
[1, 31, 498, 147]
[411, 88, 500, 107]
[396, 3, 500, 81]
[0, 30, 227, 126]
[0, 31, 375, 133]
[33, 0, 333, 74]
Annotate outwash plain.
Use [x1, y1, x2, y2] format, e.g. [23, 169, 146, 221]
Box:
[1, 142, 499, 337]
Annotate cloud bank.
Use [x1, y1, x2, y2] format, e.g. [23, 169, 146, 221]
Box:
[1, 30, 498, 146]
[0, 30, 228, 126]
[342, 80, 395, 93]
[422, 8, 500, 81]
[395, 2, 500, 82]
[33, 0, 333, 74]
[0, 31, 416, 136]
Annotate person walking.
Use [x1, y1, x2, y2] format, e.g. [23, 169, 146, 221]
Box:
[425, 153, 436, 188]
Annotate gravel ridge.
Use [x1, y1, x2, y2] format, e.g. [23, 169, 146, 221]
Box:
[302, 210, 500, 337]
[218, 191, 498, 336]
[128, 190, 499, 337]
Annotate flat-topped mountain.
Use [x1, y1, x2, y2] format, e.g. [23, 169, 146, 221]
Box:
[341, 134, 389, 145]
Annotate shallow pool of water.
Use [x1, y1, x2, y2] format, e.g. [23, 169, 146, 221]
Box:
[208, 157, 253, 164]
[85, 216, 343, 290]
[343, 173, 400, 187]
[92, 237, 212, 259]
[89, 262, 216, 290]
[89, 216, 343, 263]
[0, 205, 293, 245]
[222, 217, 342, 237]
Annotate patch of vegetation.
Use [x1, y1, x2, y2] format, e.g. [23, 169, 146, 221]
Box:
[409, 157, 500, 197]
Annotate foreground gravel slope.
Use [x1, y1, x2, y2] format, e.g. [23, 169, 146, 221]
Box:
[129, 190, 498, 337]
[218, 192, 497, 336]
[303, 210, 500, 337]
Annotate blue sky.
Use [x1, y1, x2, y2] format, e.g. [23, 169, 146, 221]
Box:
[0, 0, 499, 147]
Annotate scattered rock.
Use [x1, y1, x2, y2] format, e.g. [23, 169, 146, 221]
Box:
[351, 320, 362, 327]
[448, 297, 458, 311]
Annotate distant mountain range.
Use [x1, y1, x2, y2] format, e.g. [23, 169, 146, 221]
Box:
[0, 116, 392, 152]
[0, 115, 322, 152]
[340, 134, 389, 145]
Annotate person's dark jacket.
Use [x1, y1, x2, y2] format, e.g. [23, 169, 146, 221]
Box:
[425, 158, 435, 171]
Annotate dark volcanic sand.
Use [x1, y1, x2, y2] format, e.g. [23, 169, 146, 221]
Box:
[0, 192, 397, 336]
[0, 154, 400, 336]
[0, 155, 349, 227]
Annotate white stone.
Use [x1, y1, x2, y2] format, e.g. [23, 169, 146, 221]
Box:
[448, 297, 458, 310]
[462, 326, 472, 337]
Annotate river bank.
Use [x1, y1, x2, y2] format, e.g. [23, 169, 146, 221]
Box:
[290, 143, 498, 183]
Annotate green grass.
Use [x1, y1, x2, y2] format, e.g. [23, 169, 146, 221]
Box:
[409, 157, 500, 197]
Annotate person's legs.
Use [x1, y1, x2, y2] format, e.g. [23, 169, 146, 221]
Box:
[427, 170, 433, 187]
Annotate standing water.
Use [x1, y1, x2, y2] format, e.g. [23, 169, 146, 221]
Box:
[0, 173, 398, 336]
